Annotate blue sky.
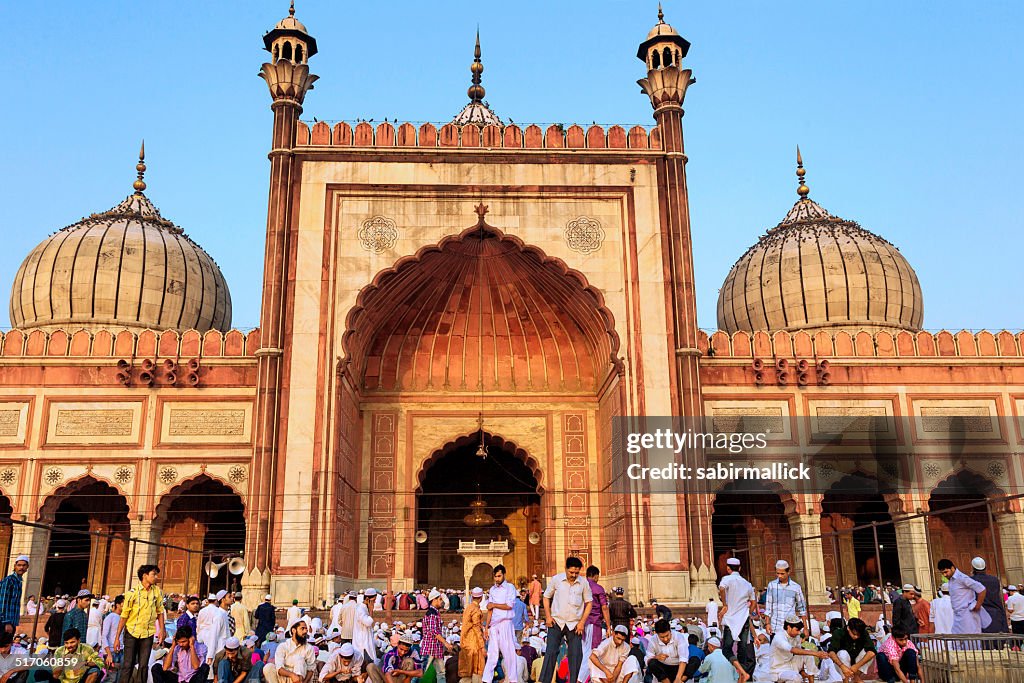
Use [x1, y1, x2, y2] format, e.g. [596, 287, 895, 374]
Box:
[1, 1, 1021, 331]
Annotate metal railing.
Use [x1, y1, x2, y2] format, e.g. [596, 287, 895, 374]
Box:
[912, 634, 1024, 683]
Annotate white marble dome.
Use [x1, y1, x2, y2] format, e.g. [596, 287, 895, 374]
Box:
[717, 191, 923, 334]
[10, 190, 231, 333]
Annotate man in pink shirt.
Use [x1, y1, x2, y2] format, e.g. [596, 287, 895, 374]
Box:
[528, 576, 542, 623]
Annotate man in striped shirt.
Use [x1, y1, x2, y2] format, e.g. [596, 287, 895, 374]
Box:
[115, 564, 167, 683]
[764, 560, 807, 637]
[420, 590, 450, 683]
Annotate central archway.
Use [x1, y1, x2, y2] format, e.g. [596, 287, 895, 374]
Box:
[415, 433, 542, 589]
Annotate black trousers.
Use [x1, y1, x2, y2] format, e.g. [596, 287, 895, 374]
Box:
[720, 621, 755, 674]
[645, 660, 679, 683]
[537, 626, 582, 683]
[121, 632, 155, 683]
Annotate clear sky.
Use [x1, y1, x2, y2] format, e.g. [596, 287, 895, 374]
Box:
[1, 1, 1021, 331]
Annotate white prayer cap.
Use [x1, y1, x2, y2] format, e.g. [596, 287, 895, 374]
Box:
[428, 589, 441, 601]
[55, 599, 67, 608]
[1009, 585, 1019, 591]
[339, 643, 355, 657]
[287, 617, 304, 633]
[224, 637, 240, 650]
[265, 633, 277, 642]
[265, 594, 273, 601]
[365, 588, 378, 596]
[613, 625, 629, 636]
[630, 637, 640, 645]
[452, 635, 461, 643]
[471, 587, 484, 598]
[775, 560, 790, 570]
[215, 590, 228, 601]
[972, 556, 987, 571]
[15, 555, 29, 564]
[726, 558, 740, 567]
[902, 583, 916, 592]
[707, 637, 721, 648]
[208, 594, 217, 601]
[941, 585, 949, 593]
[825, 611, 841, 621]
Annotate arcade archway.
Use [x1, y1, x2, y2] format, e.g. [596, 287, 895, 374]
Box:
[157, 475, 246, 596]
[41, 477, 130, 596]
[712, 481, 792, 589]
[928, 470, 1002, 572]
[415, 433, 542, 589]
[820, 475, 900, 587]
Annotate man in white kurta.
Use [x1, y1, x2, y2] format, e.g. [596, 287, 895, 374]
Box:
[330, 598, 345, 631]
[197, 591, 228, 666]
[705, 600, 719, 629]
[588, 626, 638, 683]
[482, 566, 518, 683]
[930, 585, 954, 634]
[351, 588, 377, 663]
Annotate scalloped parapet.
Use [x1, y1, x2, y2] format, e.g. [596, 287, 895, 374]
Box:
[702, 329, 1024, 359]
[296, 121, 662, 151]
[0, 327, 260, 358]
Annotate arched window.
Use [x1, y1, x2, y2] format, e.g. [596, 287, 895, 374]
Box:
[663, 46, 673, 67]
[651, 50, 661, 69]
[273, 44, 280, 62]
[282, 41, 293, 61]
[295, 44, 304, 63]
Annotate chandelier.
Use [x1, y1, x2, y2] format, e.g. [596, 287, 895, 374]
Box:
[464, 496, 495, 527]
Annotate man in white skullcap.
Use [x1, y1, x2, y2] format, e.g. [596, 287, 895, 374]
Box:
[929, 584, 953, 634]
[970, 556, 1009, 634]
[764, 560, 807, 636]
[769, 616, 827, 682]
[588, 625, 637, 683]
[265, 619, 317, 683]
[320, 642, 365, 683]
[196, 591, 225, 667]
[351, 589, 377, 663]
[696, 636, 737, 683]
[459, 588, 486, 683]
[718, 556, 755, 671]
[0, 555, 29, 634]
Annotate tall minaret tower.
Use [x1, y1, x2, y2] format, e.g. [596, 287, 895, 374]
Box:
[246, 1, 318, 606]
[637, 6, 717, 600]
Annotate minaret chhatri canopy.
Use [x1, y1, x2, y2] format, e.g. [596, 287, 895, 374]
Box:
[716, 149, 924, 334]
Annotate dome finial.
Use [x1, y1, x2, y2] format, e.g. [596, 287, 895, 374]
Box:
[796, 144, 809, 199]
[467, 28, 485, 103]
[658, 2, 665, 23]
[133, 140, 147, 195]
[289, 0, 295, 17]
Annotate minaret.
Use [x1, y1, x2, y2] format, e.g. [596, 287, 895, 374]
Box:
[247, 1, 318, 606]
[637, 5, 717, 601]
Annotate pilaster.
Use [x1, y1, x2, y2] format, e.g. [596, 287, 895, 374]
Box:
[996, 511, 1024, 586]
[894, 515, 935, 598]
[788, 512, 830, 605]
[7, 524, 49, 612]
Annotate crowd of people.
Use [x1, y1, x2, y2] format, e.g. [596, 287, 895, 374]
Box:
[0, 552, 1021, 683]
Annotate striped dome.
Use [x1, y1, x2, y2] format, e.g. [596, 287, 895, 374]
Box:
[717, 196, 923, 334]
[10, 192, 231, 332]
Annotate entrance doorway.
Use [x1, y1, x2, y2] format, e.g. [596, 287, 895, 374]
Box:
[416, 434, 541, 589]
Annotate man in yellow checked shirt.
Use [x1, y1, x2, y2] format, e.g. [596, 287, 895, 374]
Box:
[115, 565, 168, 683]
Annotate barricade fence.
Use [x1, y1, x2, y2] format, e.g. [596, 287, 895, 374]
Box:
[912, 634, 1024, 683]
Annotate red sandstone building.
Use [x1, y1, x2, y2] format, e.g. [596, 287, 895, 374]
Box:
[0, 6, 1021, 606]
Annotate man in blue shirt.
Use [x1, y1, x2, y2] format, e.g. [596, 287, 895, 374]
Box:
[0, 555, 29, 634]
[513, 590, 529, 642]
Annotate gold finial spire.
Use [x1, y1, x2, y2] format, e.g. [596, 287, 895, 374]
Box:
[796, 145, 809, 199]
[657, 2, 665, 23]
[468, 28, 485, 103]
[289, 0, 295, 17]
[133, 140, 147, 195]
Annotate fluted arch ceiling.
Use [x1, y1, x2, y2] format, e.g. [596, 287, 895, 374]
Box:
[343, 226, 619, 393]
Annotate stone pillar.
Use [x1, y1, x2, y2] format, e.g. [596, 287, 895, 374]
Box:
[7, 524, 49, 612]
[996, 511, 1024, 586]
[124, 520, 161, 592]
[894, 515, 935, 598]
[788, 512, 830, 605]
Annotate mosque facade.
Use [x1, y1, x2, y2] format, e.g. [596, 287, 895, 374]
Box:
[1, 6, 1022, 607]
